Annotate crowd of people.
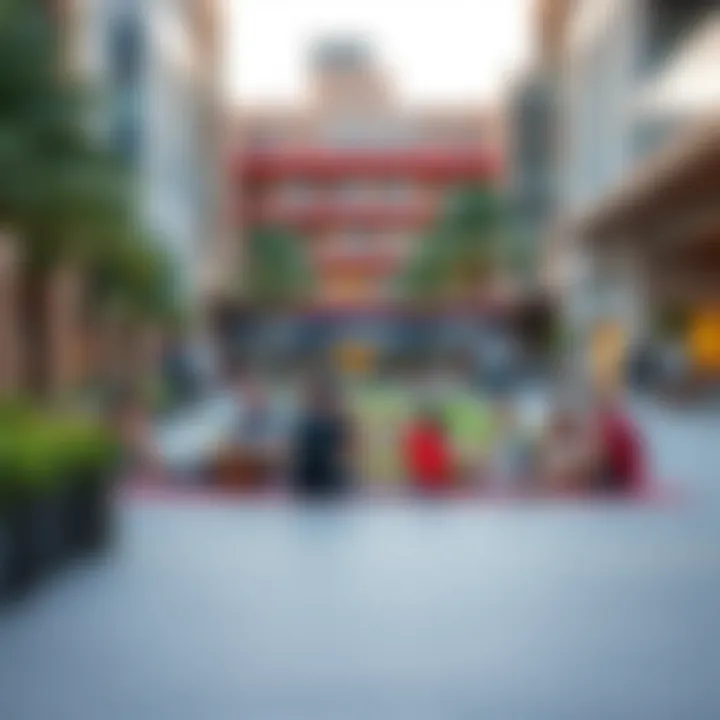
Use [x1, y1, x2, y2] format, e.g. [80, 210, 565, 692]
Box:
[216, 366, 647, 501]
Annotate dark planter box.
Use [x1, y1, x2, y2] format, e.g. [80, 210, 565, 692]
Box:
[36, 490, 72, 570]
[0, 499, 45, 600]
[0, 513, 9, 598]
[1, 471, 116, 603]
[65, 477, 115, 555]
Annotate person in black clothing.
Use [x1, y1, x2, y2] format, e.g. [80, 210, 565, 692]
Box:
[291, 378, 353, 499]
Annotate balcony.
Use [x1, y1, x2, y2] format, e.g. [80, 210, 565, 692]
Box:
[243, 200, 437, 230]
[236, 148, 501, 183]
[314, 247, 405, 274]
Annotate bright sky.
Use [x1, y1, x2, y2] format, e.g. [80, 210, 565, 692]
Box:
[223, 0, 534, 107]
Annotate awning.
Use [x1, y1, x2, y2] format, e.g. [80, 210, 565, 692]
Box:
[578, 117, 720, 243]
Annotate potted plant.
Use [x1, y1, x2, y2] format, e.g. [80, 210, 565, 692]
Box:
[0, 408, 121, 600]
[15, 420, 75, 574]
[0, 419, 58, 598]
[61, 420, 122, 554]
[0, 445, 14, 598]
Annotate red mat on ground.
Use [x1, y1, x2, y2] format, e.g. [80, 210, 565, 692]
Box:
[122, 477, 685, 507]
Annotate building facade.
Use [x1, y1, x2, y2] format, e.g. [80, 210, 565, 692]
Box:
[507, 0, 569, 284]
[234, 39, 502, 314]
[75, 0, 225, 304]
[557, 0, 720, 387]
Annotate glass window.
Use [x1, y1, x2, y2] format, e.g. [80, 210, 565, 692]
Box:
[337, 181, 374, 204]
[383, 182, 413, 204]
[280, 182, 314, 206]
[343, 229, 373, 254]
[111, 15, 143, 85]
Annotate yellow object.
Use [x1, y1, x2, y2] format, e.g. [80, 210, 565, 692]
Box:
[589, 319, 628, 394]
[336, 342, 375, 375]
[689, 309, 720, 371]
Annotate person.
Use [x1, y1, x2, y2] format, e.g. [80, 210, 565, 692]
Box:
[476, 325, 518, 398]
[490, 398, 535, 493]
[403, 408, 454, 496]
[109, 386, 161, 482]
[593, 394, 646, 494]
[445, 390, 493, 488]
[234, 379, 283, 457]
[538, 405, 597, 495]
[217, 376, 285, 490]
[162, 333, 199, 406]
[290, 378, 353, 499]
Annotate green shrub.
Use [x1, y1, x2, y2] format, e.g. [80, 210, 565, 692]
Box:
[59, 420, 122, 482]
[0, 407, 121, 513]
[0, 399, 37, 425]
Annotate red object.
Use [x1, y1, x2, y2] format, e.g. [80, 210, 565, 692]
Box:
[599, 408, 645, 493]
[404, 422, 453, 492]
[238, 148, 502, 183]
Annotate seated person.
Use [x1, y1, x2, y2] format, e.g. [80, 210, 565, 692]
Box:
[404, 408, 454, 495]
[290, 378, 353, 499]
[538, 406, 597, 495]
[490, 399, 535, 493]
[219, 378, 286, 488]
[445, 392, 494, 487]
[593, 393, 646, 494]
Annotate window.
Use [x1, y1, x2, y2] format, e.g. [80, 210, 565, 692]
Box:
[112, 87, 142, 161]
[383, 182, 413, 205]
[337, 181, 374, 204]
[110, 14, 144, 161]
[343, 229, 373, 254]
[280, 182, 315, 207]
[111, 14, 143, 85]
[323, 120, 418, 150]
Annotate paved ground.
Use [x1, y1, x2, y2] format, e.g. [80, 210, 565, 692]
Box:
[2, 397, 720, 719]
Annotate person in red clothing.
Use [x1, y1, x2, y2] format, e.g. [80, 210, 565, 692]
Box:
[594, 394, 646, 494]
[404, 408, 454, 495]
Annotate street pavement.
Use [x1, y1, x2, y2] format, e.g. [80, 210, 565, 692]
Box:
[1, 396, 720, 719]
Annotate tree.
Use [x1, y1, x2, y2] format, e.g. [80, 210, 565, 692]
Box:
[399, 184, 506, 303]
[0, 0, 102, 262]
[89, 224, 182, 322]
[0, 0, 180, 305]
[245, 226, 315, 308]
[0, 0, 181, 395]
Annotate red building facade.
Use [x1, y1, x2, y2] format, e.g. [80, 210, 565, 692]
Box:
[235, 39, 503, 313]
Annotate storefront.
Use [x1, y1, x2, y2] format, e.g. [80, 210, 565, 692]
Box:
[578, 119, 720, 391]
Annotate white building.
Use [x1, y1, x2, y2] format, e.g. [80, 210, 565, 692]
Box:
[74, 0, 224, 306]
[556, 0, 720, 387]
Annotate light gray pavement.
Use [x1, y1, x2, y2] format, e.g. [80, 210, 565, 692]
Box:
[631, 396, 720, 501]
[2, 395, 720, 719]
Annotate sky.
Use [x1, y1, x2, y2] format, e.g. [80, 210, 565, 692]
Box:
[223, 0, 534, 107]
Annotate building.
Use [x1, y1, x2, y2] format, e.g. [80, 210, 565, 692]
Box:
[234, 38, 501, 318]
[76, 0, 225, 305]
[507, 0, 569, 283]
[60, 0, 227, 392]
[556, 0, 720, 388]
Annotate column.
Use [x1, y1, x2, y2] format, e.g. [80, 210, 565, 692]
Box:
[46, 263, 85, 399]
[0, 233, 22, 396]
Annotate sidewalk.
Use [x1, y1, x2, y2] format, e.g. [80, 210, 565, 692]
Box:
[629, 393, 720, 501]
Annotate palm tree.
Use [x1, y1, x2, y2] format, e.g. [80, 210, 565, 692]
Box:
[0, 0, 179, 395]
[0, 0, 105, 262]
[400, 184, 505, 303]
[89, 223, 181, 322]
